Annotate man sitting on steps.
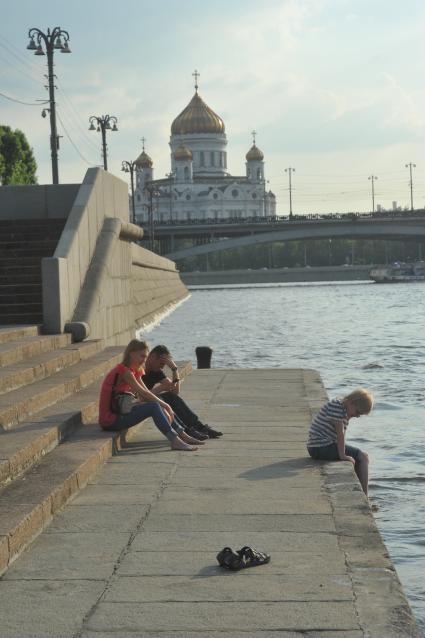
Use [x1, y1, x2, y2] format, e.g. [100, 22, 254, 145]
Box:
[143, 344, 223, 440]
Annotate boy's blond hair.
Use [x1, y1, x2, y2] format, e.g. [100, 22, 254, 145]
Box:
[122, 339, 149, 368]
[343, 388, 374, 415]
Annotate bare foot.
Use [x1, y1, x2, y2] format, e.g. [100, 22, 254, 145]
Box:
[180, 431, 205, 445]
[171, 437, 198, 451]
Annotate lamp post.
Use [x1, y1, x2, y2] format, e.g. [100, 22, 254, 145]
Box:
[89, 115, 118, 170]
[368, 175, 378, 212]
[144, 183, 160, 252]
[121, 160, 138, 224]
[166, 171, 174, 222]
[26, 26, 71, 184]
[405, 162, 416, 211]
[285, 167, 295, 219]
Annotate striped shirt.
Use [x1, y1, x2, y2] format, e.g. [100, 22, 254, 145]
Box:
[307, 398, 348, 447]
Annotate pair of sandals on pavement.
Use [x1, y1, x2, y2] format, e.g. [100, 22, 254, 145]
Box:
[216, 546, 270, 571]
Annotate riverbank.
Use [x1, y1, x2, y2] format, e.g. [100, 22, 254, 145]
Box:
[0, 367, 419, 636]
[181, 264, 372, 285]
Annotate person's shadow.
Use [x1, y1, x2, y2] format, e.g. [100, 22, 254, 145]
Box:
[238, 457, 317, 481]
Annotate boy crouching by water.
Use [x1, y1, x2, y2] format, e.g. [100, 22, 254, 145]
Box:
[307, 389, 374, 495]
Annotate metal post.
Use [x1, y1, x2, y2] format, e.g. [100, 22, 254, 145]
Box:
[101, 125, 107, 170]
[89, 115, 118, 171]
[122, 160, 137, 224]
[368, 175, 378, 212]
[405, 162, 416, 211]
[285, 167, 295, 219]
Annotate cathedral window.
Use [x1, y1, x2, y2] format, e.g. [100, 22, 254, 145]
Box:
[213, 193, 218, 199]
[210, 151, 214, 166]
[186, 194, 191, 201]
[184, 166, 189, 181]
[252, 193, 257, 199]
[219, 153, 223, 167]
[137, 194, 141, 202]
[232, 189, 239, 198]
[224, 154, 227, 169]
[257, 168, 262, 179]
[200, 151, 205, 167]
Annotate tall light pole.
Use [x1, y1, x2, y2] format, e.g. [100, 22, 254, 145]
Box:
[166, 171, 174, 223]
[121, 160, 138, 224]
[144, 183, 160, 252]
[405, 162, 416, 211]
[368, 175, 378, 212]
[89, 115, 118, 170]
[27, 27, 71, 184]
[285, 167, 295, 219]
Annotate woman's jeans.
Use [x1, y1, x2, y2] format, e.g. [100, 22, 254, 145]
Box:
[105, 402, 184, 441]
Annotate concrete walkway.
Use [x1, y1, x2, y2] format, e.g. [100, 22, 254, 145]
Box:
[0, 369, 420, 637]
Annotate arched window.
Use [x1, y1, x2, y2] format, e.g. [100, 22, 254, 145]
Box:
[257, 168, 262, 180]
[184, 166, 189, 180]
[200, 151, 205, 167]
[210, 151, 214, 166]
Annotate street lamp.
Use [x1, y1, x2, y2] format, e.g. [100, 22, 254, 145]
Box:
[121, 160, 138, 224]
[405, 162, 416, 211]
[166, 171, 175, 222]
[285, 167, 295, 219]
[89, 115, 118, 171]
[368, 175, 378, 212]
[27, 26, 71, 184]
[144, 183, 161, 252]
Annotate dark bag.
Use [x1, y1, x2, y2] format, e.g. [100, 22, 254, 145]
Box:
[110, 374, 139, 415]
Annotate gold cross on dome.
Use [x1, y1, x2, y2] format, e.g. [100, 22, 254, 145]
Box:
[192, 69, 200, 91]
[140, 137, 146, 151]
[251, 130, 257, 145]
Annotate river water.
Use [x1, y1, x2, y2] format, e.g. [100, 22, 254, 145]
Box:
[144, 281, 425, 633]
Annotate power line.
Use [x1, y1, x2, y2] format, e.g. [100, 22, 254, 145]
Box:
[0, 90, 48, 106]
[56, 109, 98, 166]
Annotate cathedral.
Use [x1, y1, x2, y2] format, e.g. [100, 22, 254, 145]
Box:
[134, 73, 276, 224]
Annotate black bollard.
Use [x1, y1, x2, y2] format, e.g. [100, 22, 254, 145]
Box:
[196, 346, 213, 369]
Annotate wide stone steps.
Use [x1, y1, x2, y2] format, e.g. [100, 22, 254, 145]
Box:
[0, 218, 65, 325]
[0, 347, 123, 430]
[0, 324, 193, 578]
[0, 339, 104, 392]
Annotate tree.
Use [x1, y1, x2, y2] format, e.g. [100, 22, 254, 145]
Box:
[0, 125, 37, 185]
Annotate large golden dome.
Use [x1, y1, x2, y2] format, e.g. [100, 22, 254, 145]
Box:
[246, 144, 264, 161]
[171, 92, 225, 135]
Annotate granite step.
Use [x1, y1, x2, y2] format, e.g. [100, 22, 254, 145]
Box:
[0, 334, 71, 367]
[0, 339, 103, 393]
[0, 326, 41, 343]
[0, 347, 123, 430]
[0, 358, 119, 488]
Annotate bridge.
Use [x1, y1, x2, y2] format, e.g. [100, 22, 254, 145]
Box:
[141, 210, 425, 261]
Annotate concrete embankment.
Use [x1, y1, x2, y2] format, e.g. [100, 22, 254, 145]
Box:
[181, 264, 372, 286]
[0, 368, 419, 637]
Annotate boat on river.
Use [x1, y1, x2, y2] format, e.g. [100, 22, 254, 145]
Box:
[369, 261, 425, 283]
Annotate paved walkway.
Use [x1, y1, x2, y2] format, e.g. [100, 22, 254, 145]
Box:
[0, 369, 420, 637]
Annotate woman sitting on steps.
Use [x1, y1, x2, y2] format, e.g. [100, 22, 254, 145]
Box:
[98, 339, 203, 451]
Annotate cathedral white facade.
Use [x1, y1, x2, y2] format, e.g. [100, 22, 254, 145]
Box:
[134, 80, 276, 224]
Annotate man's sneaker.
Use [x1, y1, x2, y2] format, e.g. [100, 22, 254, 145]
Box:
[197, 423, 223, 438]
[185, 426, 209, 441]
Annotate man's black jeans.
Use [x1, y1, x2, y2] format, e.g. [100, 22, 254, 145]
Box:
[159, 392, 201, 429]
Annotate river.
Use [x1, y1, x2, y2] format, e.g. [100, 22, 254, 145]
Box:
[144, 280, 425, 634]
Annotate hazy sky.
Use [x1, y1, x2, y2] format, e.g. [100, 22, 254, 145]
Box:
[2, 0, 425, 214]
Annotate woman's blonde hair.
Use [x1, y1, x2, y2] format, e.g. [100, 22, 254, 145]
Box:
[343, 388, 374, 415]
[122, 339, 149, 368]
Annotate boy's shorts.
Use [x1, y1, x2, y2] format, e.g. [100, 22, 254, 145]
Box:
[307, 443, 362, 462]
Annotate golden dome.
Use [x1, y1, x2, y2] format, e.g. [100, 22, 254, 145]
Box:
[174, 145, 193, 161]
[171, 92, 225, 135]
[135, 150, 153, 168]
[246, 144, 264, 161]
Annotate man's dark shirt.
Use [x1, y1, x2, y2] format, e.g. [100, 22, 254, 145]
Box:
[142, 369, 166, 390]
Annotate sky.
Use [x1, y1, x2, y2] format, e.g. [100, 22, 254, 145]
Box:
[2, 0, 425, 215]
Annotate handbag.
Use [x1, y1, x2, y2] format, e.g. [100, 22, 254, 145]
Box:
[110, 374, 139, 415]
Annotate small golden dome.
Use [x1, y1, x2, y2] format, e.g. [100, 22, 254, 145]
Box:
[246, 144, 264, 161]
[135, 150, 153, 168]
[174, 145, 193, 161]
[171, 92, 225, 135]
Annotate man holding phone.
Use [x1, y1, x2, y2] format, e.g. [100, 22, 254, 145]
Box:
[143, 344, 223, 439]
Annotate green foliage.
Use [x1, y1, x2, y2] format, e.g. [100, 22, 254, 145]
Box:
[0, 125, 37, 185]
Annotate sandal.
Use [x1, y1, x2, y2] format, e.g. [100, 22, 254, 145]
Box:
[237, 546, 271, 568]
[216, 547, 244, 571]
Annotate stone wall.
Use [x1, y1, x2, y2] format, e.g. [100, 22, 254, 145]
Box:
[0, 183, 79, 219]
[39, 168, 188, 344]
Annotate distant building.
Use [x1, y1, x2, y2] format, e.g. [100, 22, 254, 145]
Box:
[134, 74, 276, 224]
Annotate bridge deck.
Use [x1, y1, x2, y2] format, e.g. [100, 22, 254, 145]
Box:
[0, 368, 420, 637]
